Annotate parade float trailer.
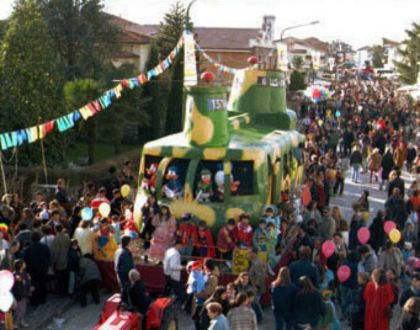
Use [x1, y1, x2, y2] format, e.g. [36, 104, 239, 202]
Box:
[134, 67, 305, 232]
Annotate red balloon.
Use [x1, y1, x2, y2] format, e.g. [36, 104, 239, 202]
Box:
[312, 88, 321, 99]
[321, 240, 335, 258]
[247, 56, 258, 65]
[337, 265, 351, 283]
[383, 221, 396, 234]
[200, 71, 215, 82]
[357, 227, 370, 244]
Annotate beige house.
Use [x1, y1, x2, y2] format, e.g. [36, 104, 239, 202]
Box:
[105, 14, 151, 72]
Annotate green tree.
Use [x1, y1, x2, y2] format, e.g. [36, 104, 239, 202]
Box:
[38, 0, 119, 81]
[371, 45, 386, 68]
[64, 79, 103, 164]
[97, 86, 151, 156]
[0, 0, 64, 165]
[142, 41, 168, 140]
[292, 56, 304, 70]
[289, 70, 306, 91]
[156, 2, 192, 135]
[395, 22, 420, 84]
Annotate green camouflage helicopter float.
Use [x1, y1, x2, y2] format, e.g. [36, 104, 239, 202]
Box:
[134, 65, 305, 233]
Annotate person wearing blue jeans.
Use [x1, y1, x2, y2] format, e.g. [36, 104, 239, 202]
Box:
[351, 164, 361, 183]
[350, 146, 363, 183]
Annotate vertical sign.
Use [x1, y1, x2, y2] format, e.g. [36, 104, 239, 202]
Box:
[277, 42, 288, 72]
[312, 51, 321, 70]
[184, 31, 197, 86]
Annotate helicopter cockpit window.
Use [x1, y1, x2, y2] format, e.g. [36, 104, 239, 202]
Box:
[141, 155, 163, 194]
[231, 161, 254, 196]
[162, 158, 190, 200]
[194, 160, 222, 203]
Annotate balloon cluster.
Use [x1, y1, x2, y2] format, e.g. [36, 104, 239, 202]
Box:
[383, 221, 401, 244]
[304, 85, 333, 103]
[80, 185, 132, 221]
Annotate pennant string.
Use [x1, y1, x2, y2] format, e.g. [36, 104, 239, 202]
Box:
[0, 34, 185, 150]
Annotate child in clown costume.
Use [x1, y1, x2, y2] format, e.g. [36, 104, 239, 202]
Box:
[196, 169, 213, 202]
[195, 220, 215, 258]
[177, 213, 198, 256]
[234, 213, 253, 248]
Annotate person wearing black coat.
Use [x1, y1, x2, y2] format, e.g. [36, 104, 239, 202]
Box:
[406, 144, 416, 172]
[388, 170, 405, 198]
[350, 272, 369, 330]
[114, 235, 134, 303]
[369, 210, 385, 252]
[397, 297, 420, 330]
[342, 128, 354, 157]
[380, 149, 394, 191]
[68, 239, 81, 296]
[348, 213, 364, 251]
[340, 251, 360, 322]
[294, 276, 325, 329]
[23, 232, 50, 306]
[272, 267, 297, 330]
[128, 269, 151, 315]
[289, 246, 319, 288]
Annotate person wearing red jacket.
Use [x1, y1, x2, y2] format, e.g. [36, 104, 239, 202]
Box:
[195, 221, 215, 258]
[233, 213, 253, 248]
[216, 219, 236, 260]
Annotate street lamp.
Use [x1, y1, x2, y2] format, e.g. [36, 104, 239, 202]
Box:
[280, 20, 320, 41]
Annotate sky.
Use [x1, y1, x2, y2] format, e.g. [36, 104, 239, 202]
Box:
[1, 0, 419, 48]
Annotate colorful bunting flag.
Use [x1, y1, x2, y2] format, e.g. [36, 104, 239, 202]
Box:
[0, 33, 185, 150]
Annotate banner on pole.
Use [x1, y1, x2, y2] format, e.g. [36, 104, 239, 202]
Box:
[312, 51, 321, 70]
[184, 31, 197, 86]
[277, 42, 288, 72]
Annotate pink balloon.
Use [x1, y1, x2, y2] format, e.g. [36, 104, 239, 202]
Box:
[357, 227, 370, 244]
[0, 270, 14, 292]
[337, 265, 351, 283]
[383, 221, 396, 234]
[321, 240, 335, 258]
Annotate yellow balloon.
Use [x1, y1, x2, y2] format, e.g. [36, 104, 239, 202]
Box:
[99, 203, 111, 218]
[389, 228, 401, 244]
[121, 184, 131, 197]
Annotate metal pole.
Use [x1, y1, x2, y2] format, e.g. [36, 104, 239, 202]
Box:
[0, 151, 7, 195]
[38, 118, 48, 184]
[280, 20, 320, 41]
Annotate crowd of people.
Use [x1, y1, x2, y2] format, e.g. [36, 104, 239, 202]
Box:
[0, 70, 419, 330]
